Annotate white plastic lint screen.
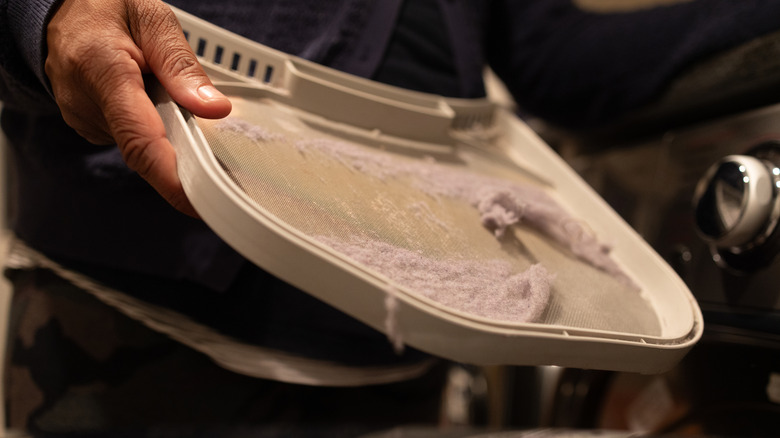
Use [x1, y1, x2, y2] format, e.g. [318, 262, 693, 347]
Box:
[152, 6, 703, 373]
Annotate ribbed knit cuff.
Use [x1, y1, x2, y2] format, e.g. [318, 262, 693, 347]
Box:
[7, 0, 65, 90]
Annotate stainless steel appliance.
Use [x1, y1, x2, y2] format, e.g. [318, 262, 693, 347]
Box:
[553, 29, 780, 435]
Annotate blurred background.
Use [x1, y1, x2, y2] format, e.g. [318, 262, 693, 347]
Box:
[2, 0, 779, 436]
[466, 0, 780, 435]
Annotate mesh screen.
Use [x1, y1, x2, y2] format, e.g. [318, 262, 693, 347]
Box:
[197, 96, 661, 336]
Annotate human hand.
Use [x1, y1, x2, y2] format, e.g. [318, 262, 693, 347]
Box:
[45, 0, 232, 216]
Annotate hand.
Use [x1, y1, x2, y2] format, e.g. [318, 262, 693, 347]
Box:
[45, 0, 232, 216]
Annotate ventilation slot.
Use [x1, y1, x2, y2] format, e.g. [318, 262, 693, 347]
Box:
[230, 53, 241, 71]
[196, 38, 207, 57]
[263, 65, 274, 83]
[214, 45, 224, 65]
[248, 60, 258, 78]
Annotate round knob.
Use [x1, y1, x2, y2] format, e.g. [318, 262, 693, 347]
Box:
[693, 155, 776, 249]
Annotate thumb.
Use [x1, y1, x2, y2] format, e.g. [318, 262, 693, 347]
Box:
[129, 1, 231, 119]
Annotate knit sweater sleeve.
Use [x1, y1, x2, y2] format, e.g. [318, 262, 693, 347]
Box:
[0, 0, 62, 112]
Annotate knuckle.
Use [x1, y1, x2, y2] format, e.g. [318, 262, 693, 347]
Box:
[45, 41, 88, 81]
[93, 66, 142, 105]
[43, 50, 58, 77]
[66, 119, 113, 145]
[128, 1, 202, 79]
[130, 1, 180, 45]
[81, 131, 115, 145]
[159, 48, 201, 79]
[70, 47, 106, 80]
[119, 134, 157, 177]
[51, 91, 114, 144]
[129, 0, 178, 30]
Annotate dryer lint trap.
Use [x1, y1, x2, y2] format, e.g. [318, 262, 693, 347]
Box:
[153, 6, 703, 374]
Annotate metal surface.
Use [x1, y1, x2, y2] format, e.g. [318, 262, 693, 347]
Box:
[692, 148, 780, 271]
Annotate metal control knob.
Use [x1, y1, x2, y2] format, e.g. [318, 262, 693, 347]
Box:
[693, 145, 780, 271]
[694, 155, 776, 248]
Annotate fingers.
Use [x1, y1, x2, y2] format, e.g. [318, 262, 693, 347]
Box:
[100, 58, 199, 217]
[127, 1, 232, 119]
[44, 0, 220, 216]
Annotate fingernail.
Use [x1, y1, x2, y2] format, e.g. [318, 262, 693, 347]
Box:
[197, 85, 226, 101]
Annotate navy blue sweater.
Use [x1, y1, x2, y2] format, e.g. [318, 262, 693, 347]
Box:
[4, 0, 780, 290]
[2, 0, 780, 363]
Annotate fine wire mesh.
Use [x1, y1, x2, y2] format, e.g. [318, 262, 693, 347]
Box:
[197, 96, 661, 336]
